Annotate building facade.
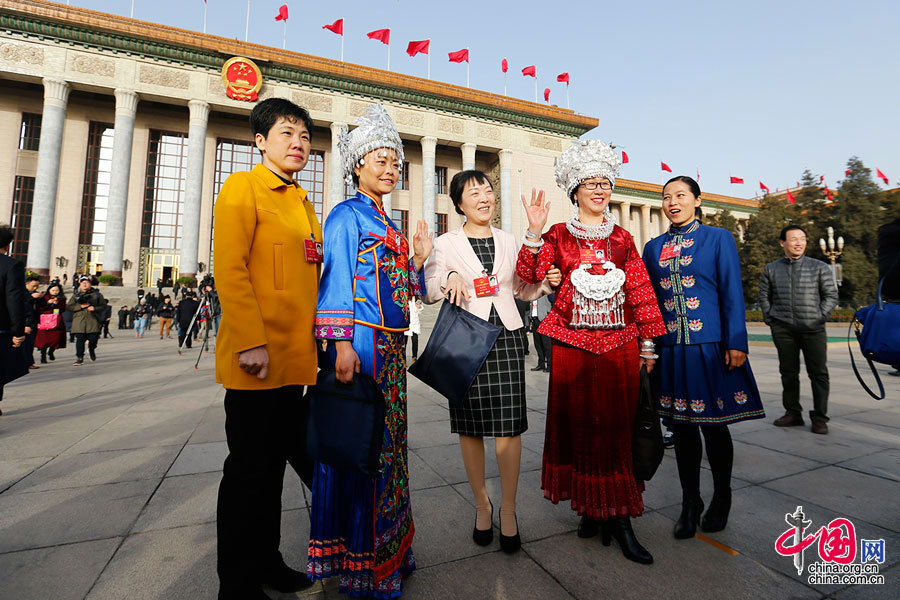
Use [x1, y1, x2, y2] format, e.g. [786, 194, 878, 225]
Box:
[0, 0, 757, 285]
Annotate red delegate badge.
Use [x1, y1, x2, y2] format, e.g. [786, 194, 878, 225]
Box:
[579, 248, 605, 265]
[474, 274, 500, 297]
[384, 226, 409, 255]
[304, 238, 323, 263]
[659, 244, 682, 261]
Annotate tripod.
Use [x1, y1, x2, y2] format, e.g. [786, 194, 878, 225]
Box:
[177, 293, 215, 369]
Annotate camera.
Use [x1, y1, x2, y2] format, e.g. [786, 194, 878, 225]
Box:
[200, 274, 215, 289]
[73, 292, 89, 304]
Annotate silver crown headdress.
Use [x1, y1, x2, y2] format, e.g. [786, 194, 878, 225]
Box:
[554, 139, 621, 197]
[338, 103, 405, 186]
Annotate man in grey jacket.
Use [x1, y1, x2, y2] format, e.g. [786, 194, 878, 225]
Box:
[759, 225, 839, 434]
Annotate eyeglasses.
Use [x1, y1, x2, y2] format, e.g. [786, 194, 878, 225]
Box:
[579, 181, 613, 191]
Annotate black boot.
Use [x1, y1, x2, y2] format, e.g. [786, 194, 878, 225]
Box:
[674, 497, 704, 539]
[701, 490, 732, 533]
[604, 518, 653, 564]
[577, 515, 599, 538]
[40, 348, 47, 364]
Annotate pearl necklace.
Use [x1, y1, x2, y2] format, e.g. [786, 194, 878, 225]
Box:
[566, 209, 616, 241]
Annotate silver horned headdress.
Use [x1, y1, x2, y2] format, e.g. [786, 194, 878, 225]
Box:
[338, 103, 405, 186]
[554, 139, 621, 197]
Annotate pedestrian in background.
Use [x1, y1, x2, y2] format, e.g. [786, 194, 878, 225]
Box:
[35, 282, 67, 363]
[531, 294, 554, 372]
[157, 295, 175, 339]
[405, 298, 422, 361]
[177, 292, 199, 349]
[759, 225, 838, 434]
[67, 276, 107, 366]
[133, 298, 149, 338]
[0, 224, 27, 414]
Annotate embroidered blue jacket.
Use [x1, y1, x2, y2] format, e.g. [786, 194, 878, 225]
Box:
[315, 190, 424, 340]
[643, 222, 748, 351]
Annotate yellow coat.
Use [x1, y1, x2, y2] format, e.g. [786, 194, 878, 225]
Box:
[214, 164, 322, 390]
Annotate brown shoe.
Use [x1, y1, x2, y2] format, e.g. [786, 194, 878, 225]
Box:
[811, 420, 828, 434]
[773, 413, 805, 427]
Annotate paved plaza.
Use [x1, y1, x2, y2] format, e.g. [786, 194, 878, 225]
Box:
[0, 319, 897, 600]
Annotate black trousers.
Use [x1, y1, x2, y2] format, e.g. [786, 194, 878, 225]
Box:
[178, 327, 193, 349]
[533, 330, 552, 368]
[770, 321, 830, 421]
[216, 385, 312, 594]
[73, 332, 99, 359]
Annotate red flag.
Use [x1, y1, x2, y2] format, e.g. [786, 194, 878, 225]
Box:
[543, 88, 550, 102]
[824, 186, 834, 201]
[557, 72, 570, 84]
[275, 4, 288, 21]
[786, 189, 796, 204]
[323, 18, 343, 35]
[367, 29, 390, 44]
[759, 181, 769, 193]
[622, 151, 629, 164]
[876, 168, 889, 185]
[448, 48, 469, 63]
[661, 162, 672, 172]
[406, 40, 430, 57]
[501, 58, 508, 73]
[844, 169, 851, 177]
[522, 65, 536, 77]
[730, 176, 744, 184]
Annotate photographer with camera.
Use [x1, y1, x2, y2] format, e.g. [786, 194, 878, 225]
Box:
[199, 275, 221, 336]
[66, 276, 108, 366]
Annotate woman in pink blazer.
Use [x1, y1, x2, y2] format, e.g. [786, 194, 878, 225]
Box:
[423, 170, 560, 553]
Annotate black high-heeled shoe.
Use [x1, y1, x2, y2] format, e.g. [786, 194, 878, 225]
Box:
[472, 500, 493, 546]
[498, 513, 521, 553]
[605, 518, 653, 564]
[577, 515, 599, 538]
[674, 497, 704, 539]
[701, 491, 732, 533]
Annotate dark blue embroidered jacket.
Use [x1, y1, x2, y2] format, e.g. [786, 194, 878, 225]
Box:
[643, 222, 748, 351]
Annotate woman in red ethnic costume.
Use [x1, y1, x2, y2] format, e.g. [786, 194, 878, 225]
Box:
[516, 140, 665, 564]
[34, 282, 67, 362]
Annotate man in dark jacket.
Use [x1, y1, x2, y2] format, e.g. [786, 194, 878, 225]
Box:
[23, 275, 41, 369]
[177, 292, 199, 349]
[1, 225, 28, 413]
[67, 276, 108, 366]
[759, 225, 839, 434]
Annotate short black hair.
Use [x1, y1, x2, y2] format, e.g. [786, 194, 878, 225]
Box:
[663, 175, 701, 199]
[250, 98, 312, 141]
[780, 225, 807, 241]
[0, 224, 12, 248]
[25, 275, 41, 284]
[449, 170, 493, 215]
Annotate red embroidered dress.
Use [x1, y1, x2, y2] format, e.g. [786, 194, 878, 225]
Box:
[517, 223, 665, 519]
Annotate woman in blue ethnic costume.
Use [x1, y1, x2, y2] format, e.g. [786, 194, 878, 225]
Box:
[309, 104, 433, 598]
[643, 176, 765, 540]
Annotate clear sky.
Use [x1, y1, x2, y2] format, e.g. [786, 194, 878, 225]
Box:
[68, 0, 898, 199]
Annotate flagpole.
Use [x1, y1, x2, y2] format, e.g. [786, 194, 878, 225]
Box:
[282, 19, 287, 50]
[340, 17, 344, 62]
[503, 72, 507, 96]
[387, 41, 391, 71]
[534, 78, 537, 103]
[427, 51, 431, 79]
[244, 1, 250, 42]
[466, 48, 469, 87]
[565, 84, 570, 109]
[203, 1, 207, 34]
[131, 0, 134, 18]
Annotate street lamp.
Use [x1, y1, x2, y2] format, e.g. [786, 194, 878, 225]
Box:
[818, 226, 844, 286]
[54, 256, 68, 268]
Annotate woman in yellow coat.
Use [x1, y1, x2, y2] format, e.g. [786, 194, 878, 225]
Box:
[214, 98, 321, 600]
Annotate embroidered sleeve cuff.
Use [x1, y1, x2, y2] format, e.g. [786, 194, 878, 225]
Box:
[315, 311, 355, 341]
[409, 263, 425, 299]
[516, 245, 539, 284]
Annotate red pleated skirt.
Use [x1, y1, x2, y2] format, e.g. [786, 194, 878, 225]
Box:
[542, 340, 645, 520]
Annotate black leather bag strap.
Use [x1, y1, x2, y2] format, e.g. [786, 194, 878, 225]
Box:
[847, 319, 885, 400]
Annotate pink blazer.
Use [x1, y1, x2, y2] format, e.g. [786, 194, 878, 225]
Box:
[423, 226, 550, 330]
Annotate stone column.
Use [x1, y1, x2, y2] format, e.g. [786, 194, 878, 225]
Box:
[461, 142, 476, 172]
[100, 89, 139, 283]
[328, 122, 346, 215]
[641, 203, 651, 250]
[421, 136, 437, 230]
[619, 200, 631, 236]
[26, 78, 70, 278]
[499, 149, 513, 232]
[179, 100, 209, 280]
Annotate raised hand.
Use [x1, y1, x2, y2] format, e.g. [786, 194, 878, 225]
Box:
[546, 266, 562, 287]
[412, 219, 434, 270]
[521, 188, 550, 235]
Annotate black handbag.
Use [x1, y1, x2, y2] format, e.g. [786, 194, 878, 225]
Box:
[848, 277, 900, 400]
[408, 300, 502, 408]
[305, 369, 385, 477]
[632, 365, 664, 481]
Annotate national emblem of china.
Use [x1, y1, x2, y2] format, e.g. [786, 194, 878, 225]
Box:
[221, 57, 263, 101]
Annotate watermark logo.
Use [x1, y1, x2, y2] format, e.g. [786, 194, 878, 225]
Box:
[774, 506, 885, 586]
